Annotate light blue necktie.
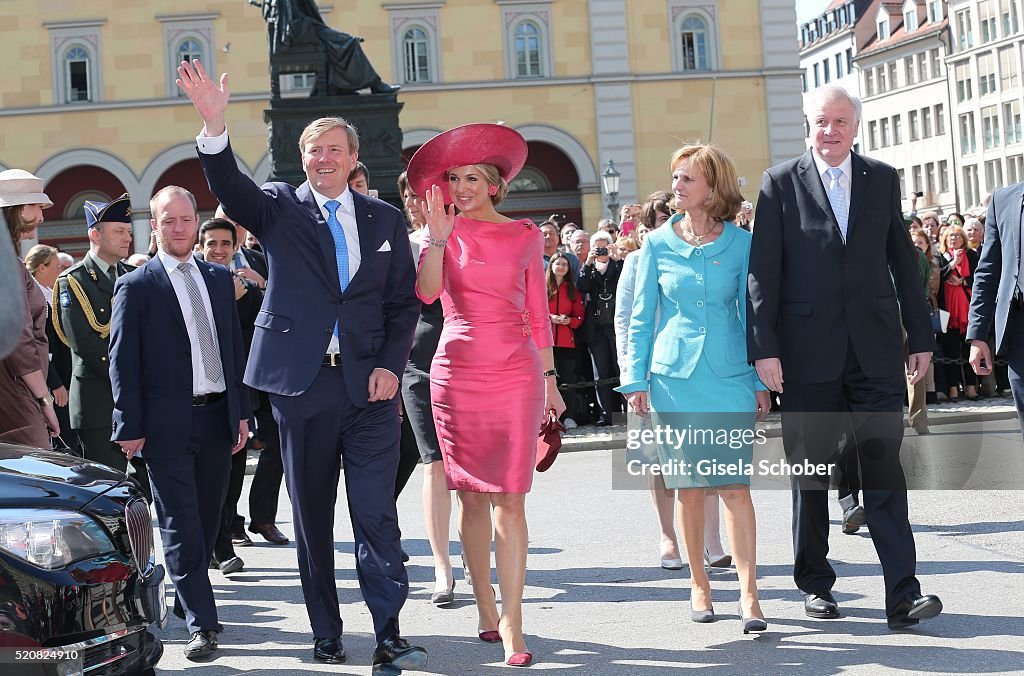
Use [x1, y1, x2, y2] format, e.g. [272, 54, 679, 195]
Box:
[324, 199, 350, 338]
[231, 251, 245, 271]
[825, 167, 849, 242]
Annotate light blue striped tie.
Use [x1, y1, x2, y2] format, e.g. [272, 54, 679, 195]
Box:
[826, 167, 849, 242]
[324, 199, 349, 338]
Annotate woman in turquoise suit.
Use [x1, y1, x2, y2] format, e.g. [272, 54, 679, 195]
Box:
[617, 143, 769, 633]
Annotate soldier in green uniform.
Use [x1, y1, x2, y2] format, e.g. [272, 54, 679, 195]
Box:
[53, 193, 150, 498]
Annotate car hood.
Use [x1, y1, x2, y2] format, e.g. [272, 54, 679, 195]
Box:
[0, 443, 127, 509]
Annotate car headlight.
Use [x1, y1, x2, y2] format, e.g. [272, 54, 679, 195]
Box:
[0, 508, 115, 570]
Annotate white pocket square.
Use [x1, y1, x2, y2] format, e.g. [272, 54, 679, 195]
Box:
[377, 240, 391, 252]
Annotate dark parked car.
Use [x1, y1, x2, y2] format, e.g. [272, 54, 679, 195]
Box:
[0, 442, 165, 675]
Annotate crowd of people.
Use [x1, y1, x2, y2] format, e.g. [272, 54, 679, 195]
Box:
[11, 73, 1024, 669]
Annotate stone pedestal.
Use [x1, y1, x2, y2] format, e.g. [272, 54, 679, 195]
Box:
[264, 93, 405, 206]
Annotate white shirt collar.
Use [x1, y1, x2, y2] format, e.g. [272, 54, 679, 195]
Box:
[811, 149, 853, 181]
[310, 186, 355, 215]
[36, 279, 53, 305]
[158, 249, 199, 274]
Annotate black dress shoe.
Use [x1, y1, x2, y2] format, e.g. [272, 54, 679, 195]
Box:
[842, 504, 867, 535]
[804, 591, 840, 619]
[231, 526, 253, 547]
[249, 522, 290, 545]
[401, 547, 410, 563]
[218, 556, 244, 575]
[372, 636, 428, 673]
[595, 416, 610, 427]
[184, 630, 218, 660]
[887, 593, 942, 629]
[313, 636, 347, 664]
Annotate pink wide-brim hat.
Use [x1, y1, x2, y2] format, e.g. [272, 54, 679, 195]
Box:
[0, 169, 53, 208]
[406, 123, 528, 204]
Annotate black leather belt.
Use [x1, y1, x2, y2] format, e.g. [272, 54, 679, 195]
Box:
[323, 353, 342, 367]
[192, 391, 226, 406]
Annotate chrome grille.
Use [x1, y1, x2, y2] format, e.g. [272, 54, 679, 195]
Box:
[124, 498, 154, 574]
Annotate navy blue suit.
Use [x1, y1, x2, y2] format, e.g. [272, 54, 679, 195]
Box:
[967, 181, 1024, 436]
[197, 141, 419, 642]
[109, 254, 250, 635]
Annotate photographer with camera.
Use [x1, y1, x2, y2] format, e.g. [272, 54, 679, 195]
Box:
[577, 231, 623, 426]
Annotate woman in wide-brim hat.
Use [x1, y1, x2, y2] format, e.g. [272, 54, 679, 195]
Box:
[411, 124, 566, 667]
[0, 169, 60, 447]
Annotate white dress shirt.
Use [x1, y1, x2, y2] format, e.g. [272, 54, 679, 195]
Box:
[158, 250, 226, 395]
[197, 126, 361, 354]
[812, 149, 853, 219]
[230, 248, 248, 272]
[35, 279, 53, 306]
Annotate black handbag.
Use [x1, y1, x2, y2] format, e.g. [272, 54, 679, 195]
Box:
[593, 292, 615, 325]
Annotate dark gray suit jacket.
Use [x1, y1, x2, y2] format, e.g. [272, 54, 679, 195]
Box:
[966, 181, 1024, 353]
[746, 150, 933, 385]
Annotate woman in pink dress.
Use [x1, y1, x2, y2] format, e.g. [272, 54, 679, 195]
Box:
[409, 124, 566, 667]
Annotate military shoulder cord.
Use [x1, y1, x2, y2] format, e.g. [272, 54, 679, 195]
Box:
[51, 275, 109, 347]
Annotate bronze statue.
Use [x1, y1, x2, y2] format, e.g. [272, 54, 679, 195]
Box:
[251, 0, 399, 96]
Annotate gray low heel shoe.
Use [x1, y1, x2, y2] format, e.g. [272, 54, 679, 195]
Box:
[739, 603, 768, 634]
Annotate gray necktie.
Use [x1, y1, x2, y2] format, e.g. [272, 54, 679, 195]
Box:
[177, 261, 223, 384]
[825, 167, 849, 242]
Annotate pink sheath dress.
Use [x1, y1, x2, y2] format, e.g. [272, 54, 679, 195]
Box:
[417, 216, 554, 493]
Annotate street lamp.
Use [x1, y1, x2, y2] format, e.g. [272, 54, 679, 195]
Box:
[601, 159, 621, 219]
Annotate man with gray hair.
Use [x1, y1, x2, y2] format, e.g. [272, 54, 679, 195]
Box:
[747, 84, 941, 629]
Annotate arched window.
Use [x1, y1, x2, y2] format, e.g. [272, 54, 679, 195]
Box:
[64, 191, 111, 221]
[174, 38, 205, 96]
[160, 19, 215, 98]
[514, 21, 543, 78]
[508, 167, 551, 193]
[403, 27, 432, 83]
[679, 16, 710, 71]
[177, 38, 204, 64]
[64, 45, 92, 102]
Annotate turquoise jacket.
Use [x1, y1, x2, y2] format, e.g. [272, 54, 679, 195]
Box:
[617, 215, 766, 393]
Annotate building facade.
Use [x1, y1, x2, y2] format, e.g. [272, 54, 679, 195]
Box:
[947, 0, 1024, 212]
[799, 0, 878, 151]
[855, 1, 955, 215]
[1, 1, 803, 257]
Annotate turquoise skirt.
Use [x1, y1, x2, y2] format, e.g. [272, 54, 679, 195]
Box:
[649, 353, 756, 489]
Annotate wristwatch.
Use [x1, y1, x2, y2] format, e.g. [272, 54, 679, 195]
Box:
[37, 394, 54, 408]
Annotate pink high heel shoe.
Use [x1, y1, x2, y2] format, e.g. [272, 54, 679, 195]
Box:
[506, 651, 533, 667]
[478, 630, 501, 643]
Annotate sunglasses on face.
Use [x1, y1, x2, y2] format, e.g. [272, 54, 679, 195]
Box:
[950, 220, 962, 225]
